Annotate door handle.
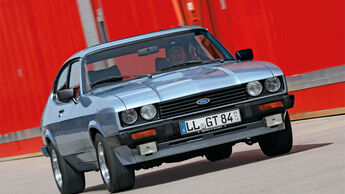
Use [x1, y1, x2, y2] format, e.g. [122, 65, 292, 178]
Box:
[58, 109, 64, 117]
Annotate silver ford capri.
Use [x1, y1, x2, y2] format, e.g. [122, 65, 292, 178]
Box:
[40, 26, 294, 193]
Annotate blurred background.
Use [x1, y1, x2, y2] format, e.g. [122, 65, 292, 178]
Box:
[0, 0, 344, 159]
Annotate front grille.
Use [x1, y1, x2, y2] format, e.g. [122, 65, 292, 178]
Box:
[159, 85, 248, 118]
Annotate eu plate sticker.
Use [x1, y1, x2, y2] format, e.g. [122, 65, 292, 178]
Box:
[179, 121, 187, 134]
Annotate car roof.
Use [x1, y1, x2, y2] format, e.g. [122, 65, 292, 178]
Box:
[67, 26, 206, 61]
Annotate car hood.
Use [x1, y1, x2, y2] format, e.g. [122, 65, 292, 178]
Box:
[102, 61, 282, 109]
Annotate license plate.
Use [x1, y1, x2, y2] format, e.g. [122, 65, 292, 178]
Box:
[179, 109, 241, 135]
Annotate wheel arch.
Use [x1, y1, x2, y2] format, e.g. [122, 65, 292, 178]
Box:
[44, 129, 57, 149]
[88, 120, 106, 146]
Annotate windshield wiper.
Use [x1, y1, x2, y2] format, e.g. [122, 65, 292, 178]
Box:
[90, 74, 150, 87]
[201, 58, 225, 64]
[159, 59, 224, 72]
[160, 60, 202, 71]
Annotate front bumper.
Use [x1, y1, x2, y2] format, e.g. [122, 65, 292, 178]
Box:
[110, 94, 294, 166]
[114, 119, 286, 166]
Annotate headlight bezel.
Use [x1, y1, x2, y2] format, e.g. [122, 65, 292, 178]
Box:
[119, 104, 159, 126]
[246, 81, 263, 97]
[120, 108, 138, 125]
[246, 76, 284, 97]
[140, 104, 157, 120]
[264, 77, 281, 93]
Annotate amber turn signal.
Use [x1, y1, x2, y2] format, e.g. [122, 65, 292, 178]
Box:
[259, 101, 283, 111]
[131, 129, 156, 140]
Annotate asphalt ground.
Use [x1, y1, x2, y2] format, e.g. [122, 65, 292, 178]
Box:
[1, 115, 344, 194]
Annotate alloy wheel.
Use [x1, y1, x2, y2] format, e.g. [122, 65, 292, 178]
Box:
[51, 149, 63, 188]
[97, 141, 110, 184]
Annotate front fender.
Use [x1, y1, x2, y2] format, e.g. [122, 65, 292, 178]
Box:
[261, 62, 284, 77]
[88, 120, 106, 142]
[87, 120, 123, 152]
[43, 129, 57, 148]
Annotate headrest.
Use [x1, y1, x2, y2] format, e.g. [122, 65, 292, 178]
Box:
[88, 65, 121, 83]
[155, 58, 170, 71]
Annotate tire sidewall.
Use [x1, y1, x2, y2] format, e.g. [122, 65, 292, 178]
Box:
[95, 133, 135, 193]
[259, 112, 293, 156]
[47, 144, 65, 193]
[47, 144, 85, 194]
[95, 134, 114, 190]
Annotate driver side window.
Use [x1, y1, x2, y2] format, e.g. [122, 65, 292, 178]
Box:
[56, 66, 69, 102]
[69, 62, 81, 99]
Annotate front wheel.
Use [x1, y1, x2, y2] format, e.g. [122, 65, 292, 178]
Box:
[95, 133, 135, 193]
[48, 144, 85, 194]
[259, 113, 293, 156]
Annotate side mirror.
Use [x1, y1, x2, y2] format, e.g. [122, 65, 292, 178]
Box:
[235, 49, 254, 61]
[57, 88, 74, 102]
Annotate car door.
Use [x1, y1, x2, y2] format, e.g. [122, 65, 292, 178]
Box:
[65, 59, 96, 162]
[52, 60, 92, 160]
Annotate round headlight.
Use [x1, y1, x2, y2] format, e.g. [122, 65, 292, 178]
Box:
[120, 109, 138, 125]
[264, 77, 281, 93]
[246, 81, 263, 96]
[140, 104, 157, 120]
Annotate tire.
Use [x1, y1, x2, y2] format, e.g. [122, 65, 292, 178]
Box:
[95, 133, 135, 193]
[259, 113, 293, 156]
[47, 144, 85, 194]
[205, 144, 232, 162]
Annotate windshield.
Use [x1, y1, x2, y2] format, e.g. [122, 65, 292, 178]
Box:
[84, 30, 232, 89]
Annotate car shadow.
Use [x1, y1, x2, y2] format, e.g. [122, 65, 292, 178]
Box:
[83, 143, 331, 193]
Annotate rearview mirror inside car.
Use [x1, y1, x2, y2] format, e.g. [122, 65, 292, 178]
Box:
[137, 46, 159, 56]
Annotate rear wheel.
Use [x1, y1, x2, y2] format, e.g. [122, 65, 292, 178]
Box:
[205, 144, 232, 162]
[95, 133, 135, 193]
[48, 144, 85, 194]
[259, 113, 293, 156]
